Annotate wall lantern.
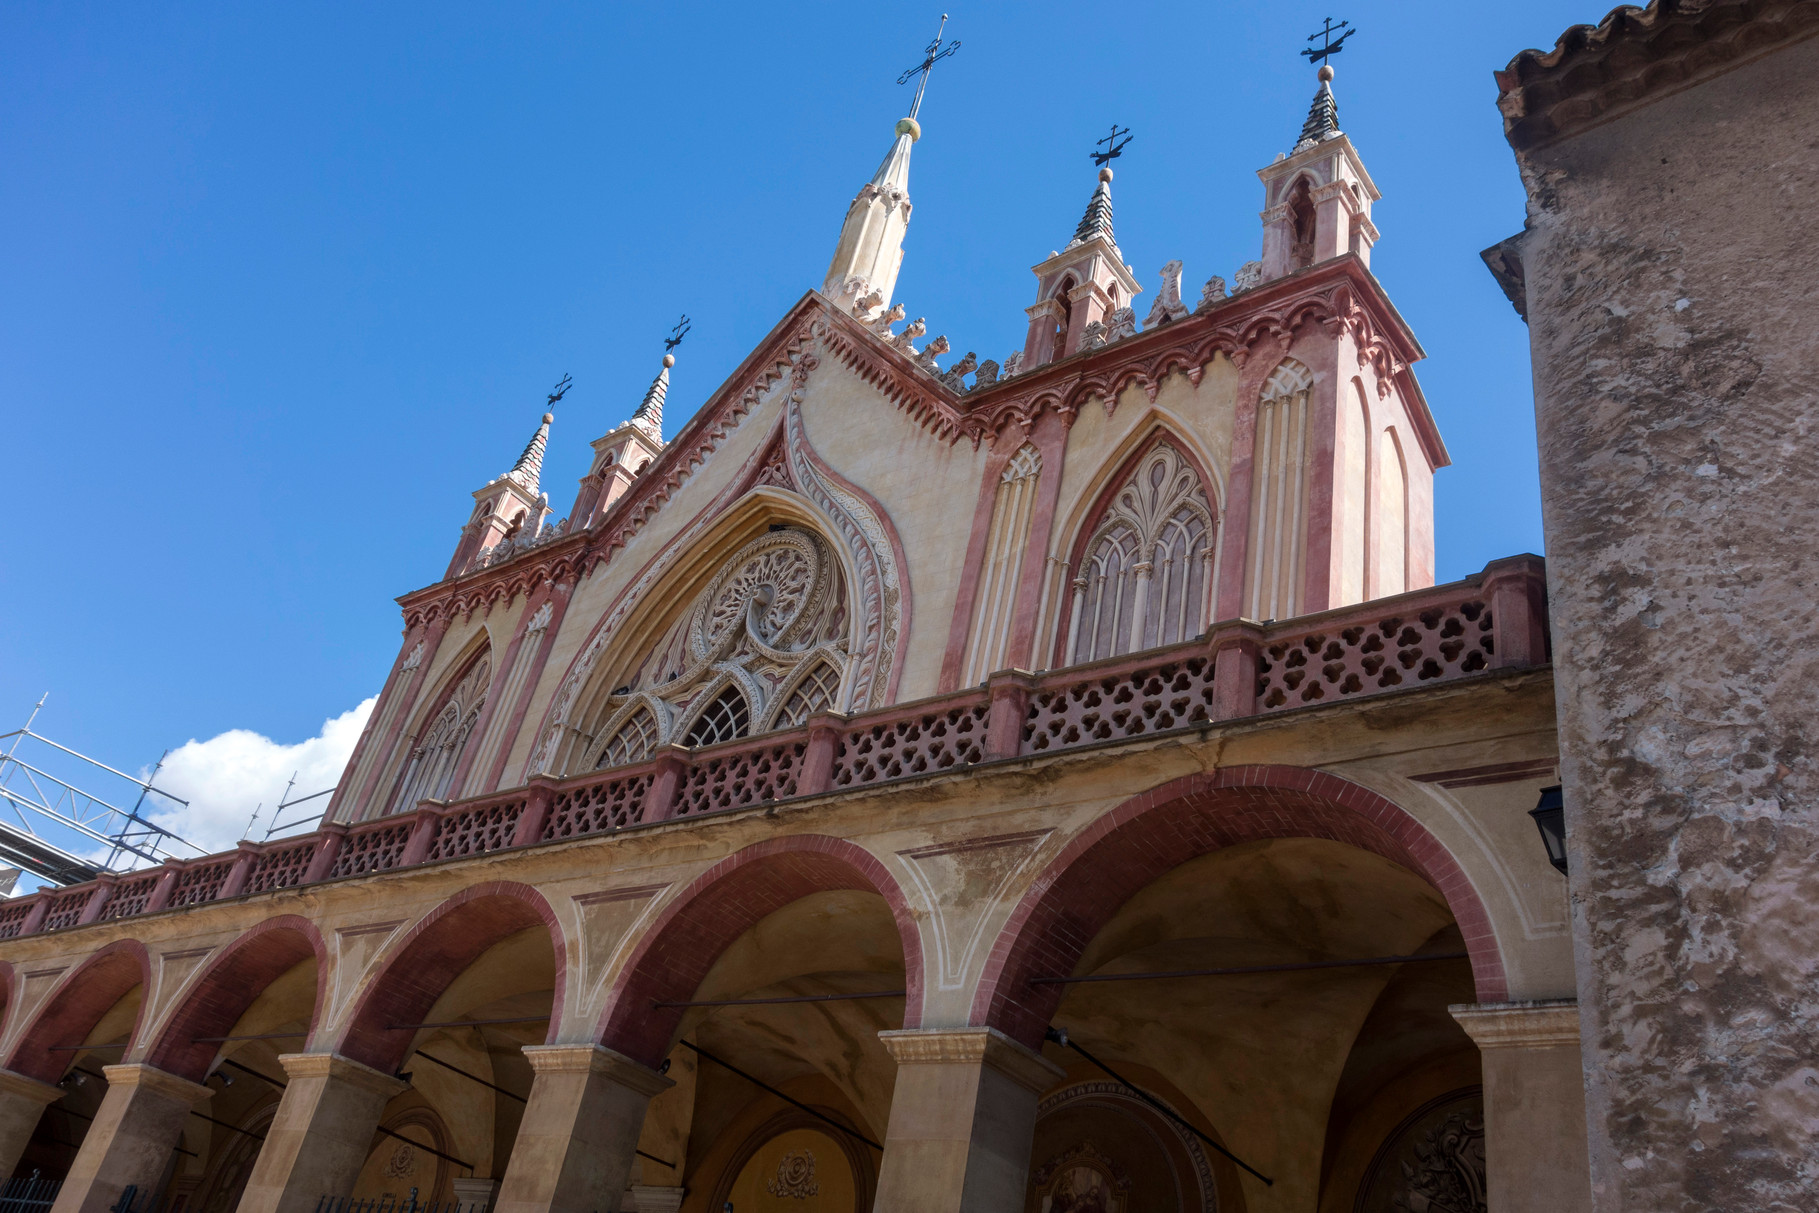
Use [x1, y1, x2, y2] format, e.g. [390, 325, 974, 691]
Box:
[1530, 785, 1568, 875]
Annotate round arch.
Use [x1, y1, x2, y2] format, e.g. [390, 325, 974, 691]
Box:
[145, 915, 327, 1081]
[595, 835, 924, 1068]
[336, 881, 564, 1074]
[7, 939, 152, 1082]
[972, 765, 1507, 1048]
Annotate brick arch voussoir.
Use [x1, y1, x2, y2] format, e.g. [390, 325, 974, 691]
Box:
[972, 765, 1507, 1049]
[596, 834, 923, 1068]
[336, 881, 564, 1074]
[7, 939, 153, 1083]
[145, 915, 327, 1082]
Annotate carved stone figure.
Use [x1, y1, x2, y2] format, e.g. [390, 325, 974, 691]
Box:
[891, 316, 927, 353]
[916, 334, 950, 371]
[971, 358, 999, 390]
[1197, 274, 1227, 311]
[1103, 307, 1137, 343]
[1077, 320, 1107, 352]
[871, 302, 906, 337]
[853, 287, 883, 318]
[940, 350, 976, 391]
[1144, 259, 1190, 327]
[1392, 1112, 1486, 1213]
[1001, 350, 1025, 378]
[1232, 260, 1264, 293]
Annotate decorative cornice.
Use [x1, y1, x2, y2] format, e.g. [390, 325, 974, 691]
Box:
[1497, 0, 1819, 152]
[877, 1026, 1064, 1093]
[1450, 999, 1582, 1049]
[278, 1051, 410, 1096]
[522, 1043, 674, 1096]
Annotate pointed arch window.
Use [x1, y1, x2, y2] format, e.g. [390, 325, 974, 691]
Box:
[684, 685, 751, 748]
[773, 660, 842, 730]
[390, 655, 490, 813]
[596, 706, 659, 769]
[1067, 442, 1215, 665]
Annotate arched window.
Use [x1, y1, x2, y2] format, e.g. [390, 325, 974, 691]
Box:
[1053, 276, 1076, 353]
[596, 706, 658, 769]
[684, 685, 751, 747]
[390, 654, 490, 813]
[1067, 442, 1215, 665]
[772, 660, 842, 730]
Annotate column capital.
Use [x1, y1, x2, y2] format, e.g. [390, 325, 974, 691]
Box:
[99, 1063, 212, 1105]
[1450, 999, 1581, 1049]
[277, 1052, 409, 1099]
[0, 1068, 64, 1106]
[521, 1043, 674, 1098]
[878, 1026, 1064, 1094]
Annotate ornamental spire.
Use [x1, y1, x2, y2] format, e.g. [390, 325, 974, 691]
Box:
[506, 412, 552, 494]
[1294, 65, 1342, 152]
[1069, 167, 1118, 249]
[630, 355, 670, 442]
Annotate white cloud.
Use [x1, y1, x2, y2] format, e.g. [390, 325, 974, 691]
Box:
[145, 699, 376, 854]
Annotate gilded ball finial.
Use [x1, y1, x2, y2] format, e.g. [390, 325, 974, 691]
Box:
[542, 412, 553, 424]
[1098, 166, 1113, 183]
[896, 116, 922, 142]
[662, 353, 675, 368]
[1318, 64, 1334, 83]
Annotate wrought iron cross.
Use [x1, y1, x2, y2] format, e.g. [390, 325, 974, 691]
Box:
[897, 14, 960, 121]
[546, 373, 572, 406]
[664, 314, 691, 353]
[1091, 124, 1132, 168]
[1302, 17, 1355, 65]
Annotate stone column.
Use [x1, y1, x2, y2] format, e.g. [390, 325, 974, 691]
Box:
[1451, 1001, 1591, 1213]
[50, 1065, 210, 1213]
[0, 1069, 64, 1177]
[873, 1027, 1064, 1213]
[232, 1053, 407, 1213]
[493, 1045, 672, 1213]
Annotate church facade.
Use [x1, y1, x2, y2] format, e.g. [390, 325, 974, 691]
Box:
[0, 55, 1589, 1213]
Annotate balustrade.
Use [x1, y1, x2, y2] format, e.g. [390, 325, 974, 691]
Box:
[0, 557, 1545, 939]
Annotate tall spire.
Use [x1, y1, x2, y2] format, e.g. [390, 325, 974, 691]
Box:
[630, 354, 672, 443]
[1069, 167, 1118, 249]
[506, 413, 552, 493]
[823, 18, 960, 316]
[1293, 64, 1342, 152]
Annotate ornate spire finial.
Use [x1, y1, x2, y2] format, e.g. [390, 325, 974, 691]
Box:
[1293, 19, 1352, 152]
[897, 14, 960, 124]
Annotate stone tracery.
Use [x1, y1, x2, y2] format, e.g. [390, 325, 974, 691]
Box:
[586, 528, 852, 768]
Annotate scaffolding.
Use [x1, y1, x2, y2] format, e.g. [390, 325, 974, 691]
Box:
[0, 696, 206, 886]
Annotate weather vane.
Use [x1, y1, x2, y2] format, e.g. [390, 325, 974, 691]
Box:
[1091, 124, 1133, 168]
[664, 314, 691, 353]
[1302, 17, 1356, 66]
[897, 14, 960, 121]
[546, 373, 572, 406]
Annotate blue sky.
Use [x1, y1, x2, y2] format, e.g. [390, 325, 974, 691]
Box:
[0, 2, 1594, 854]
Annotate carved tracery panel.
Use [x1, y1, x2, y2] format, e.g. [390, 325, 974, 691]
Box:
[389, 652, 490, 813]
[585, 528, 852, 769]
[1066, 442, 1216, 665]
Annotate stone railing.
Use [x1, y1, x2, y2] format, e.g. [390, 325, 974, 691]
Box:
[0, 556, 1547, 940]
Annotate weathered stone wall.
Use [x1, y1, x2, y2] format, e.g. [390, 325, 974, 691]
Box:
[1510, 29, 1819, 1212]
